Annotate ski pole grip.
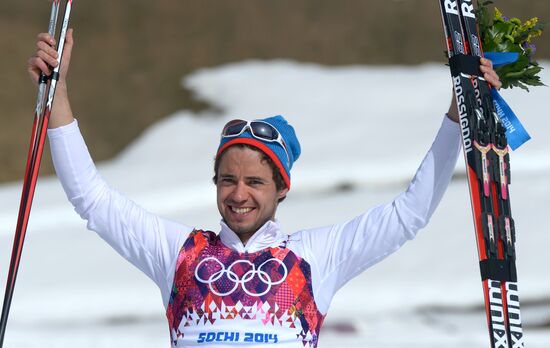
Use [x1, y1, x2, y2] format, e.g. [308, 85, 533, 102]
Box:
[449, 54, 482, 77]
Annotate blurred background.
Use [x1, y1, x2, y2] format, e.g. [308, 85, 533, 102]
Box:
[1, 0, 549, 183]
[0, 1, 549, 347]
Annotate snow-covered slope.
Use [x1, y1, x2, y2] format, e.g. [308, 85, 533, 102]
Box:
[1, 60, 548, 347]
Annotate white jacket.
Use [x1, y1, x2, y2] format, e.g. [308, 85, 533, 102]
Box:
[47, 116, 461, 347]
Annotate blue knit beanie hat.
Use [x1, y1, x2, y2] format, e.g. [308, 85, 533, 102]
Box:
[217, 115, 301, 188]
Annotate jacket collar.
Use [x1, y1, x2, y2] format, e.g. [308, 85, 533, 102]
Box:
[219, 219, 287, 253]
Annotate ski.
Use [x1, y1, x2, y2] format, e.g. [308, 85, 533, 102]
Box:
[0, 1, 74, 346]
[437, 1, 524, 347]
[456, 1, 525, 346]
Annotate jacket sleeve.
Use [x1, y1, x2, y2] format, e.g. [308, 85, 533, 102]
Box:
[47, 120, 193, 305]
[299, 115, 462, 308]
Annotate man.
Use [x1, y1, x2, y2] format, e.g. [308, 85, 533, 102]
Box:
[29, 29, 501, 347]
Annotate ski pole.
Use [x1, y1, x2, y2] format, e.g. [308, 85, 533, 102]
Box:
[0, 1, 74, 346]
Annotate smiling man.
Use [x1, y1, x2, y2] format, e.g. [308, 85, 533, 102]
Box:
[216, 144, 287, 242]
[214, 117, 297, 243]
[29, 29, 501, 347]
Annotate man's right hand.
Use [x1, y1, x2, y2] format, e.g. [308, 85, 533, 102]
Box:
[28, 29, 75, 128]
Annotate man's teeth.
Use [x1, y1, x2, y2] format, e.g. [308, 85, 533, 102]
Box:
[232, 207, 253, 214]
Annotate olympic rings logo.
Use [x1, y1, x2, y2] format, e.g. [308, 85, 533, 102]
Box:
[194, 257, 288, 297]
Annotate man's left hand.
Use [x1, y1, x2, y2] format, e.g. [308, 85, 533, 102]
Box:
[447, 57, 502, 123]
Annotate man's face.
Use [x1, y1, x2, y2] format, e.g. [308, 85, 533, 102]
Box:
[216, 146, 288, 244]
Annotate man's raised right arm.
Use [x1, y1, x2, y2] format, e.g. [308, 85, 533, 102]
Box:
[30, 31, 191, 306]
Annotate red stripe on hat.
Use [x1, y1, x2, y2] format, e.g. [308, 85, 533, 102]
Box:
[217, 138, 291, 189]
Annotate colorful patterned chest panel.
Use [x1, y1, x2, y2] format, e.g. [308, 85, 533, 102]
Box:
[166, 230, 325, 347]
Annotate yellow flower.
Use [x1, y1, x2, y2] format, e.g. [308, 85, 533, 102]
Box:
[527, 29, 543, 43]
[521, 17, 539, 32]
[494, 7, 504, 22]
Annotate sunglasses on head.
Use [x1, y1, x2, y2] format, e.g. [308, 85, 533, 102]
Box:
[221, 119, 290, 166]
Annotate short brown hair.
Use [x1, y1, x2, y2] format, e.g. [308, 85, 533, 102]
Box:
[213, 144, 287, 202]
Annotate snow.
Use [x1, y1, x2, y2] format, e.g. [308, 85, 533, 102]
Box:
[1, 60, 549, 347]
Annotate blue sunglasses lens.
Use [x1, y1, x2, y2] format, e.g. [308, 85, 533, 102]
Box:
[223, 120, 248, 136]
[222, 120, 280, 141]
[250, 121, 278, 140]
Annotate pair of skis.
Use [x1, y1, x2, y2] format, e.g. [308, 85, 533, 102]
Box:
[438, 0, 524, 347]
[0, 1, 74, 346]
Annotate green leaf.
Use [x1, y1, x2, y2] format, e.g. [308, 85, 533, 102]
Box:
[477, 0, 546, 91]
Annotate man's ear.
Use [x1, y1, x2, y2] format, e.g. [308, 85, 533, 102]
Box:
[277, 187, 289, 201]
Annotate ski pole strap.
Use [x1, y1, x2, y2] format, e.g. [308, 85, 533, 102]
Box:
[491, 88, 531, 150]
[449, 54, 481, 77]
[479, 259, 518, 282]
[38, 72, 59, 84]
[38, 74, 50, 84]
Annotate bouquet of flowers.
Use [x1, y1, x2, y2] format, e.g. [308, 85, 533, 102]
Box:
[476, 0, 545, 91]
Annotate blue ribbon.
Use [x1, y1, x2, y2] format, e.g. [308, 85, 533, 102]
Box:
[490, 88, 531, 150]
[484, 52, 530, 150]
[484, 52, 520, 68]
